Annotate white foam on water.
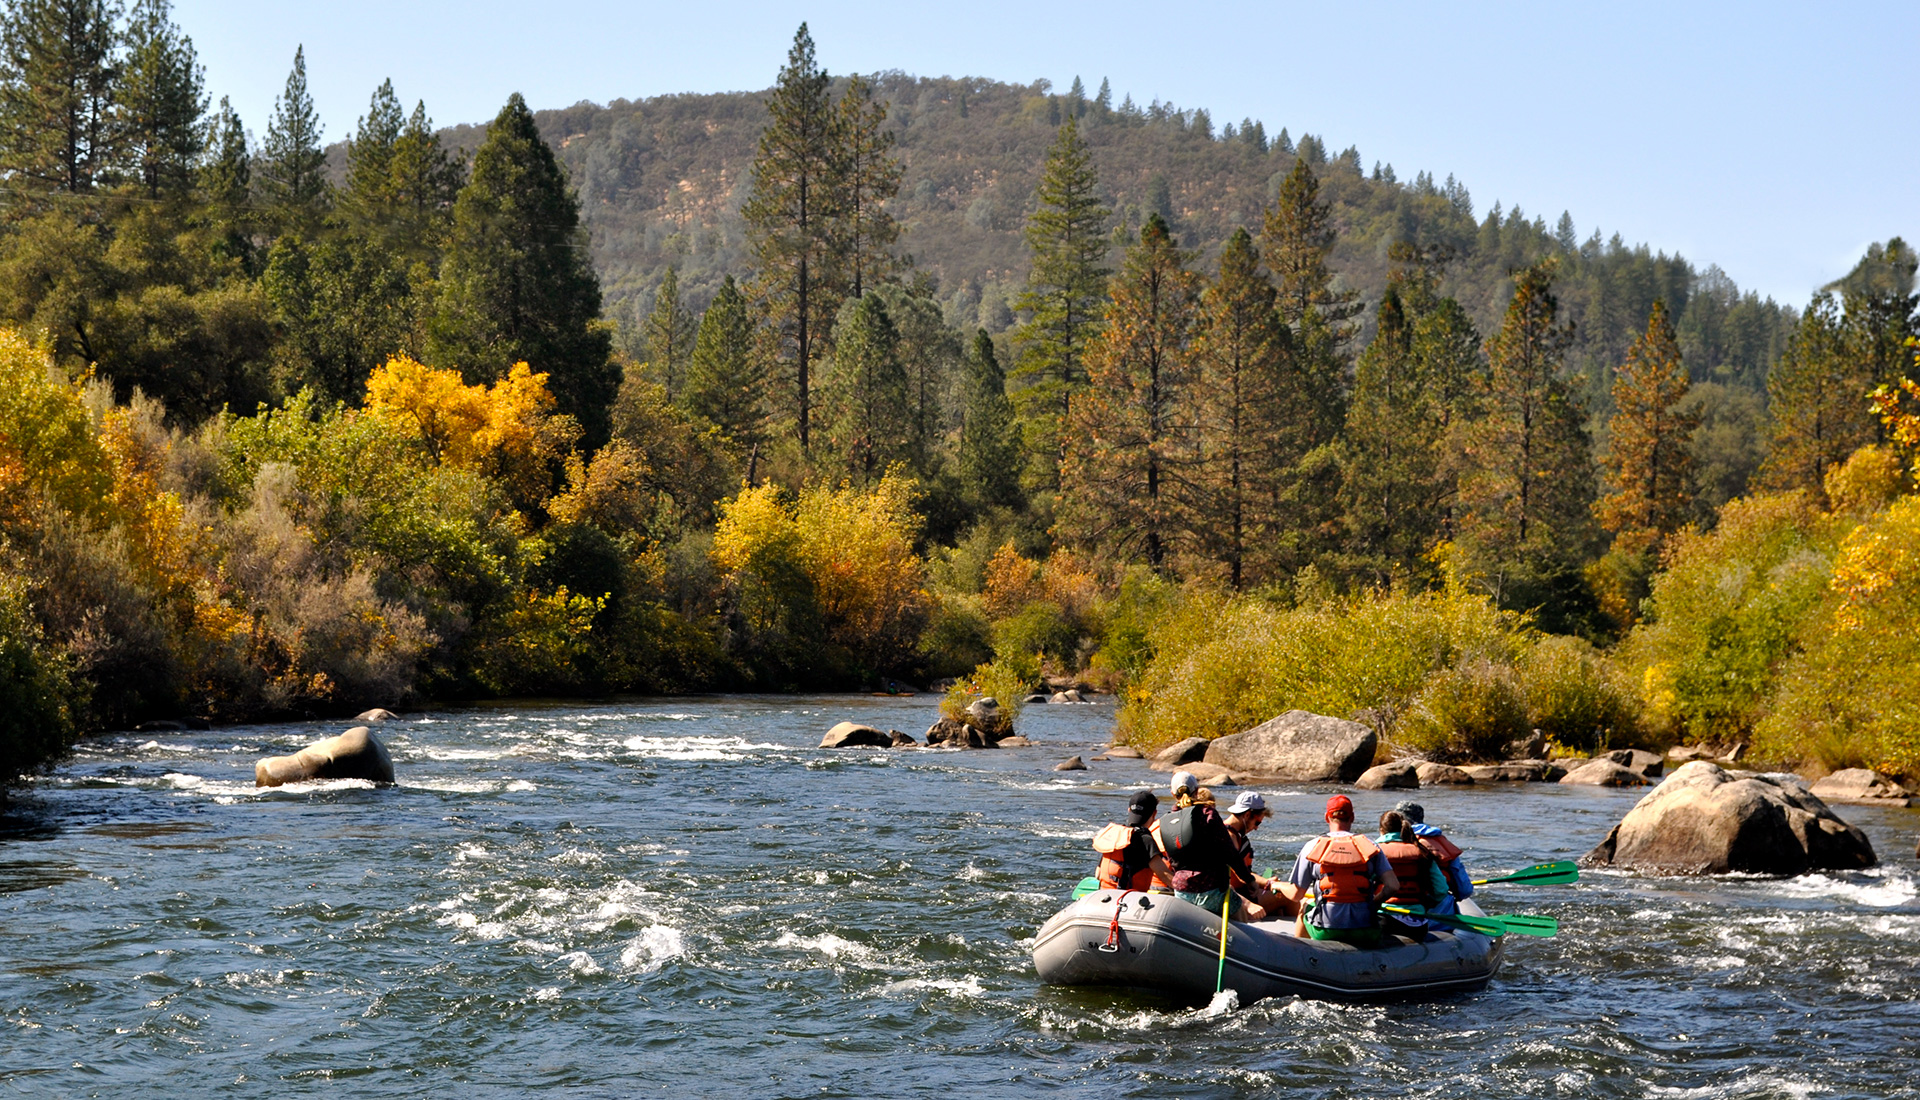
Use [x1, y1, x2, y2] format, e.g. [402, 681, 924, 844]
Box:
[403, 780, 505, 794]
[504, 780, 536, 792]
[1203, 989, 1240, 1016]
[423, 749, 503, 762]
[452, 844, 493, 864]
[879, 976, 985, 998]
[619, 925, 686, 972]
[617, 733, 785, 762]
[958, 863, 990, 881]
[513, 939, 562, 955]
[1683, 954, 1747, 970]
[1023, 825, 1093, 840]
[552, 849, 603, 867]
[437, 910, 511, 939]
[559, 951, 603, 976]
[531, 987, 561, 1002]
[772, 931, 873, 960]
[1772, 869, 1917, 908]
[1645, 1070, 1830, 1098]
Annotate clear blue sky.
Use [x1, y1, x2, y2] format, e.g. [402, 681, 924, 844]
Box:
[178, 0, 1915, 306]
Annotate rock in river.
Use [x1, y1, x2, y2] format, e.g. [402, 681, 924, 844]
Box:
[1201, 710, 1376, 782]
[1809, 768, 1914, 806]
[355, 708, 400, 723]
[1415, 762, 1476, 785]
[820, 722, 891, 748]
[1599, 748, 1665, 778]
[1149, 737, 1210, 771]
[1104, 745, 1143, 759]
[1582, 761, 1877, 875]
[1462, 760, 1564, 783]
[255, 726, 394, 787]
[1559, 759, 1652, 787]
[1054, 756, 1087, 771]
[1356, 762, 1419, 790]
[888, 730, 918, 747]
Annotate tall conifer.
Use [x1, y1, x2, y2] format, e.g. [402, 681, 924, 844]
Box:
[1061, 214, 1198, 570]
[118, 0, 203, 198]
[642, 266, 694, 403]
[832, 73, 900, 299]
[259, 46, 328, 227]
[683, 275, 767, 447]
[743, 23, 838, 451]
[387, 99, 464, 259]
[820, 291, 911, 484]
[1759, 294, 1876, 497]
[344, 78, 404, 215]
[431, 92, 615, 442]
[958, 330, 1022, 511]
[1013, 116, 1109, 492]
[1598, 300, 1697, 551]
[0, 0, 119, 193]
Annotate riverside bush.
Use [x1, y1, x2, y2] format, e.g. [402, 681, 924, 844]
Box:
[1517, 635, 1646, 752]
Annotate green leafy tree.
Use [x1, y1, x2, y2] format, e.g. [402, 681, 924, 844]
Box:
[832, 73, 900, 298]
[682, 274, 766, 447]
[117, 0, 203, 198]
[957, 329, 1022, 511]
[819, 290, 910, 484]
[264, 232, 414, 404]
[1186, 227, 1289, 588]
[431, 92, 616, 443]
[0, 0, 119, 193]
[1456, 259, 1598, 628]
[1759, 295, 1877, 497]
[742, 23, 839, 451]
[642, 266, 694, 403]
[1061, 213, 1199, 571]
[258, 45, 329, 229]
[1013, 117, 1109, 493]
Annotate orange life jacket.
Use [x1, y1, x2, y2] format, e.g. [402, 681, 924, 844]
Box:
[1380, 837, 1438, 906]
[1093, 823, 1153, 892]
[1420, 830, 1463, 864]
[1302, 833, 1381, 904]
[1147, 818, 1175, 891]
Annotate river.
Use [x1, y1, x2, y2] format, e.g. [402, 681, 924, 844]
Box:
[1, 696, 1915, 1098]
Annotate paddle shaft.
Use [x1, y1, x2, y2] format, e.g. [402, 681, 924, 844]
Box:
[1214, 887, 1231, 993]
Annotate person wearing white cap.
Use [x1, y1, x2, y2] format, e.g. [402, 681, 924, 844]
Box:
[1145, 771, 1207, 892]
[1221, 792, 1298, 920]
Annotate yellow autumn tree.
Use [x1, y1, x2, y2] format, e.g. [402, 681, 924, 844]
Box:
[364, 356, 580, 509]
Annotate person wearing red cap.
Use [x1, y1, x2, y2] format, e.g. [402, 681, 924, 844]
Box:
[1288, 794, 1399, 945]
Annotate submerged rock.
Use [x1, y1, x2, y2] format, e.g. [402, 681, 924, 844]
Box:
[1415, 762, 1475, 785]
[1582, 761, 1876, 875]
[820, 722, 891, 749]
[1560, 759, 1652, 787]
[997, 735, 1034, 748]
[255, 726, 394, 787]
[1809, 768, 1913, 806]
[1202, 710, 1376, 782]
[1054, 756, 1087, 771]
[1356, 762, 1419, 790]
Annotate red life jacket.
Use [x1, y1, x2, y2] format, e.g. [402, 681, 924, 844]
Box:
[1302, 833, 1381, 904]
[1093, 823, 1153, 891]
[1421, 830, 1463, 864]
[1380, 837, 1437, 906]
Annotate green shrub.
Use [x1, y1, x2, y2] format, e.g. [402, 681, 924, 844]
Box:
[1517, 635, 1645, 752]
[993, 600, 1076, 666]
[0, 572, 79, 791]
[918, 593, 993, 681]
[1397, 660, 1529, 762]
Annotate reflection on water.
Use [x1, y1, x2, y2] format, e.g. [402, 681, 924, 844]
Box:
[0, 695, 1915, 1098]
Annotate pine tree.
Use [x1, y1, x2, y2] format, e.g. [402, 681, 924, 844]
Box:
[1830, 238, 1919, 395]
[1186, 227, 1289, 588]
[343, 78, 404, 216]
[431, 92, 616, 443]
[118, 0, 203, 198]
[867, 280, 957, 472]
[258, 45, 329, 227]
[742, 23, 839, 451]
[0, 0, 119, 193]
[386, 99, 464, 259]
[199, 94, 252, 266]
[1262, 157, 1359, 339]
[830, 73, 900, 299]
[1342, 248, 1481, 582]
[1456, 259, 1597, 621]
[1013, 116, 1109, 492]
[1598, 300, 1697, 552]
[957, 329, 1022, 511]
[1094, 77, 1111, 113]
[641, 266, 694, 402]
[683, 274, 766, 447]
[820, 291, 911, 484]
[1061, 214, 1199, 570]
[1759, 293, 1877, 497]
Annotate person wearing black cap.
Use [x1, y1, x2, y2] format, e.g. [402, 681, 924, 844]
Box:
[1091, 791, 1170, 893]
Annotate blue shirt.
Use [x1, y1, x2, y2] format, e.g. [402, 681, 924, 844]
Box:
[1412, 822, 1474, 900]
[1289, 831, 1393, 930]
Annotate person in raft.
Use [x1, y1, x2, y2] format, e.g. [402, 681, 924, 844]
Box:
[1375, 809, 1451, 939]
[1394, 800, 1472, 915]
[1221, 792, 1302, 920]
[1158, 776, 1243, 917]
[1145, 771, 1206, 893]
[1092, 791, 1171, 892]
[1290, 794, 1399, 945]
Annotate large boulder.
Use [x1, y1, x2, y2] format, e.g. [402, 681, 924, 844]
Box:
[1356, 762, 1420, 790]
[255, 726, 394, 787]
[820, 722, 892, 748]
[1201, 710, 1376, 782]
[1582, 761, 1877, 875]
[1415, 761, 1476, 785]
[888, 730, 917, 748]
[1560, 759, 1652, 787]
[1149, 737, 1210, 771]
[1104, 745, 1143, 759]
[964, 697, 1014, 740]
[1809, 768, 1914, 806]
[996, 735, 1034, 748]
[1504, 730, 1548, 760]
[925, 716, 969, 745]
[355, 708, 399, 723]
[1463, 760, 1563, 782]
[1600, 748, 1665, 778]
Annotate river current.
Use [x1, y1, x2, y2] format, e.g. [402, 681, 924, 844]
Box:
[1, 696, 1915, 1098]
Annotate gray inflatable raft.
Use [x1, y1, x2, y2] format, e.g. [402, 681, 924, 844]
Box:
[1032, 890, 1505, 1003]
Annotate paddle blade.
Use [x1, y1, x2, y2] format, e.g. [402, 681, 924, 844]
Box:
[1071, 876, 1099, 900]
[1473, 861, 1580, 887]
[1484, 912, 1559, 937]
[1381, 903, 1509, 938]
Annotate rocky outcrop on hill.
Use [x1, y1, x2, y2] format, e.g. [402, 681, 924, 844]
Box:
[1201, 710, 1376, 782]
[255, 726, 394, 787]
[1582, 761, 1877, 875]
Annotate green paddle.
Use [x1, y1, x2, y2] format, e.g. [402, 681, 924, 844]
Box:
[1072, 876, 1099, 900]
[1381, 903, 1510, 937]
[1471, 860, 1580, 887]
[1482, 912, 1559, 936]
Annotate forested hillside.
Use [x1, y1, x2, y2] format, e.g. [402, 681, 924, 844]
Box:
[0, 7, 1916, 791]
